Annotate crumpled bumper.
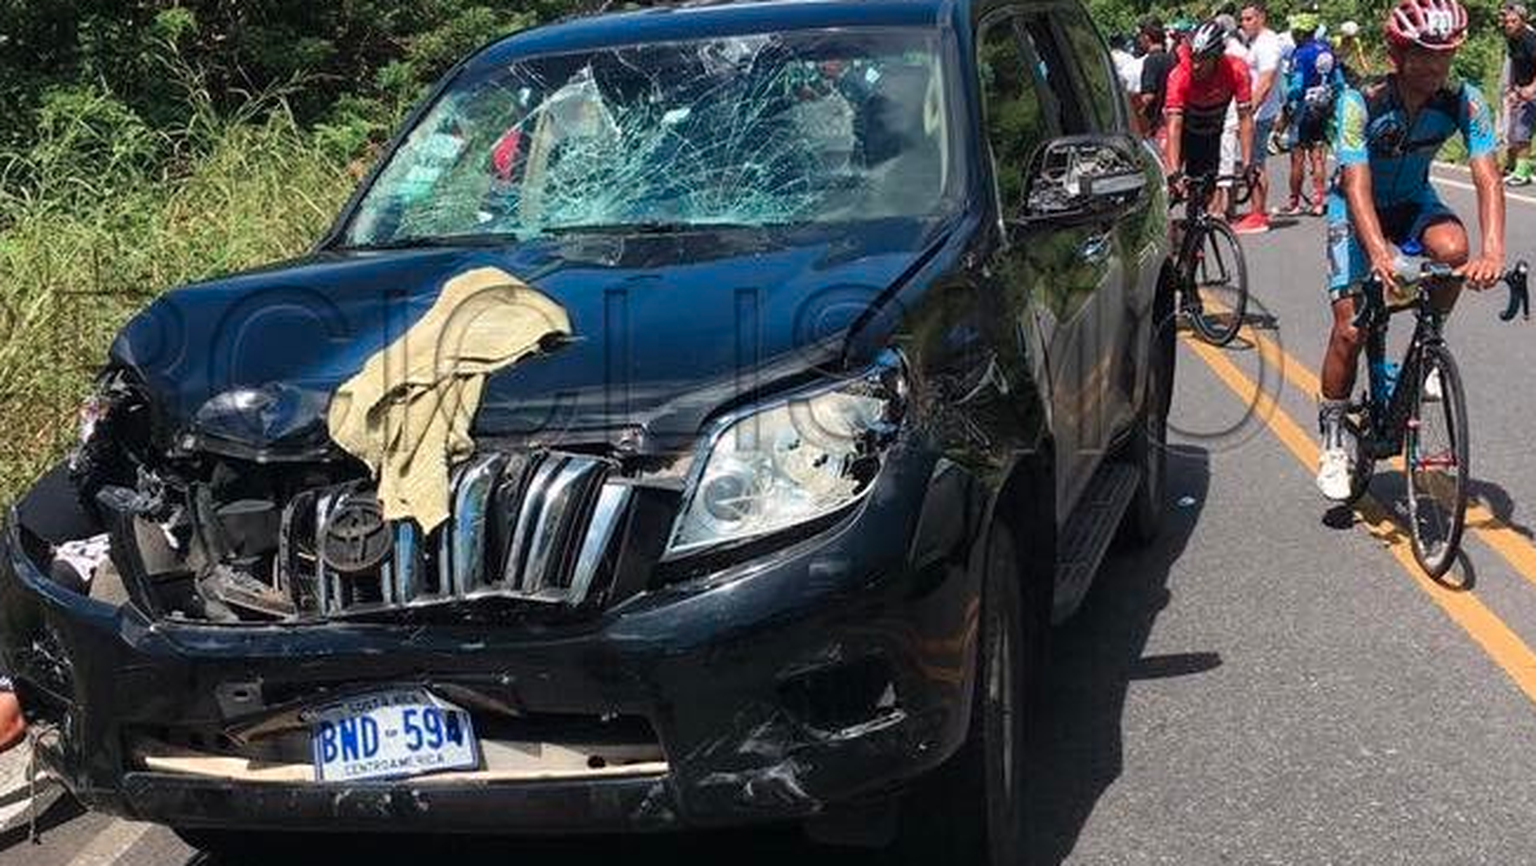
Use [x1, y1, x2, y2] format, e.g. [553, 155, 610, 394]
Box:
[0, 452, 986, 833]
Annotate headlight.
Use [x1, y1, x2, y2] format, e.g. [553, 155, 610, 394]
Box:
[666, 354, 906, 557]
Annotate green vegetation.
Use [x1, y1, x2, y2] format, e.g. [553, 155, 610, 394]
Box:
[0, 2, 566, 498]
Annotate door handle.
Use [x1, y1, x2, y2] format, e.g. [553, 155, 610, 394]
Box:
[1079, 232, 1113, 264]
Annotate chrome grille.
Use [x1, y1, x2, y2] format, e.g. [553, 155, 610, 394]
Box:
[281, 451, 632, 616]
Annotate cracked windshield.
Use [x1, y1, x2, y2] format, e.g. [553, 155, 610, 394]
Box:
[344, 29, 954, 246]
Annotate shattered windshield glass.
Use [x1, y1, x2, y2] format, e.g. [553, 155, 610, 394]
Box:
[343, 28, 956, 246]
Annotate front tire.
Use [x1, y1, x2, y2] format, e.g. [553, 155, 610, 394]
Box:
[1123, 281, 1176, 546]
[1183, 219, 1249, 347]
[1405, 345, 1469, 579]
[900, 521, 1040, 865]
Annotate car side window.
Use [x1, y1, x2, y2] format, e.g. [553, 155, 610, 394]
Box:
[1055, 8, 1121, 131]
[1018, 15, 1090, 135]
[977, 16, 1049, 214]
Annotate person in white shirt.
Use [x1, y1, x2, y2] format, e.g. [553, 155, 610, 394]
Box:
[1233, 0, 1284, 233]
[1216, 14, 1248, 217]
[1112, 37, 1144, 95]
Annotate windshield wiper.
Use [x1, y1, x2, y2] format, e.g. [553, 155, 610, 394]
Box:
[336, 232, 524, 251]
[541, 221, 760, 236]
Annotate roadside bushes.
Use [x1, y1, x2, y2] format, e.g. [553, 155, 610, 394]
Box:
[0, 83, 354, 499]
[0, 1, 563, 498]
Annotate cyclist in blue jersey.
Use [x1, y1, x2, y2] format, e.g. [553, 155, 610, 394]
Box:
[1279, 15, 1346, 215]
[1315, 0, 1508, 500]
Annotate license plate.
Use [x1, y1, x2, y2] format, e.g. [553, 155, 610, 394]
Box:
[308, 689, 479, 782]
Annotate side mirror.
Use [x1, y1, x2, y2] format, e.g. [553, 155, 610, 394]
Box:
[1017, 135, 1147, 223]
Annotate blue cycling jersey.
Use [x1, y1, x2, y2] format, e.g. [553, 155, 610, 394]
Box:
[1287, 39, 1345, 108]
[1289, 40, 1333, 89]
[1333, 76, 1497, 208]
[1324, 76, 1498, 295]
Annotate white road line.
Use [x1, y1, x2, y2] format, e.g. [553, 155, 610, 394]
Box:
[1433, 159, 1472, 174]
[64, 819, 155, 866]
[1433, 174, 1536, 206]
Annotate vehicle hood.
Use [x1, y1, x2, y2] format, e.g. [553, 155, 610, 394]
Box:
[109, 220, 946, 458]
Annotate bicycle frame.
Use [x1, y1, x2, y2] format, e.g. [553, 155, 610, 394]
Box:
[1171, 175, 1248, 286]
[1352, 281, 1447, 461]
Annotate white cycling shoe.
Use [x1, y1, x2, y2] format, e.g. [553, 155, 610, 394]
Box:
[1316, 446, 1355, 501]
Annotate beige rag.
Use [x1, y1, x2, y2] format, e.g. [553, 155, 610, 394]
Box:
[327, 266, 571, 532]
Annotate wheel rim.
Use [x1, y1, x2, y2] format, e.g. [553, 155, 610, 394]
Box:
[1189, 222, 1247, 345]
[1405, 355, 1466, 577]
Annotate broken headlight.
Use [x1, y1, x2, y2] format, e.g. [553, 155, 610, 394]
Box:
[666, 353, 906, 557]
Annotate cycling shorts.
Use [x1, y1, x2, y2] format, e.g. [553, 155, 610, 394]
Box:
[1182, 129, 1221, 179]
[1297, 109, 1330, 147]
[1325, 187, 1461, 300]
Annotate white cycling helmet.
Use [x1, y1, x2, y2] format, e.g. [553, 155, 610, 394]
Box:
[1340, 20, 1361, 37]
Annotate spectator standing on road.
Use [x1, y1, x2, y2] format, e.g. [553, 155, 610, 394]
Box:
[1234, 0, 1284, 233]
[1336, 20, 1371, 82]
[1501, 3, 1536, 185]
[1137, 18, 1176, 141]
[0, 677, 23, 754]
[1280, 13, 1342, 216]
[1113, 34, 1144, 97]
[1216, 14, 1248, 217]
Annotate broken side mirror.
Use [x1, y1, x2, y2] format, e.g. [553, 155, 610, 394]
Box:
[1014, 135, 1147, 226]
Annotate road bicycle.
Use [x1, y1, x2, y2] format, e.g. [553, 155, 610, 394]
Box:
[1341, 257, 1531, 578]
[1169, 171, 1250, 347]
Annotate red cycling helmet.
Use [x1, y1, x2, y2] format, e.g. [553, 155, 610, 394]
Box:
[1385, 0, 1469, 51]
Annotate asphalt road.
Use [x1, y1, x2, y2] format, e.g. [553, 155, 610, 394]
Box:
[3, 165, 1536, 865]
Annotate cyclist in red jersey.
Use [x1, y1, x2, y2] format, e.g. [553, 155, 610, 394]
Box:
[1164, 19, 1257, 192]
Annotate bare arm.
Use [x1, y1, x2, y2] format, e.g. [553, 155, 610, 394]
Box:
[1460, 154, 1507, 288]
[1237, 107, 1255, 167]
[1130, 95, 1150, 136]
[1252, 70, 1277, 113]
[1164, 111, 1184, 173]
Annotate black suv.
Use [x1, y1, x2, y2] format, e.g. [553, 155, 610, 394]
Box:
[0, 1, 1170, 862]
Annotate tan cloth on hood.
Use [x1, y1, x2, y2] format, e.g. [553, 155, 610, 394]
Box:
[327, 266, 571, 532]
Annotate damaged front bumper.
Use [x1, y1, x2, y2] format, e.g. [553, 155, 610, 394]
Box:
[0, 450, 984, 834]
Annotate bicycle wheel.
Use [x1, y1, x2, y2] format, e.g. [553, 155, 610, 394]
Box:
[1404, 345, 1469, 579]
[1182, 219, 1249, 347]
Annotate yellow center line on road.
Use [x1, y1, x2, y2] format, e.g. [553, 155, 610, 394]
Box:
[1182, 334, 1536, 704]
[1238, 326, 1536, 588]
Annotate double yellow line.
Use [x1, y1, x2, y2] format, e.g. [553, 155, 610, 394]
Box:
[1182, 328, 1536, 703]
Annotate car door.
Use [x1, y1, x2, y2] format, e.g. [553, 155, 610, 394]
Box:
[1003, 13, 1127, 521]
[1048, 4, 1158, 445]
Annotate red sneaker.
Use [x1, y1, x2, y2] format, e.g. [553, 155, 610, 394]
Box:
[1232, 212, 1270, 235]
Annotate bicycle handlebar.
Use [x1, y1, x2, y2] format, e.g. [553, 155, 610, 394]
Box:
[1500, 261, 1531, 322]
[1351, 259, 1531, 331]
[1168, 171, 1255, 208]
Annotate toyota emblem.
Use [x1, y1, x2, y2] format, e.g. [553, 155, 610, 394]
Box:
[320, 496, 393, 574]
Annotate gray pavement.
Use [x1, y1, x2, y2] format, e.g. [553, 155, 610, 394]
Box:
[4, 168, 1536, 865]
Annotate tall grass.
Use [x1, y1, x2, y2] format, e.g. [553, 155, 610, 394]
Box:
[0, 85, 357, 501]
